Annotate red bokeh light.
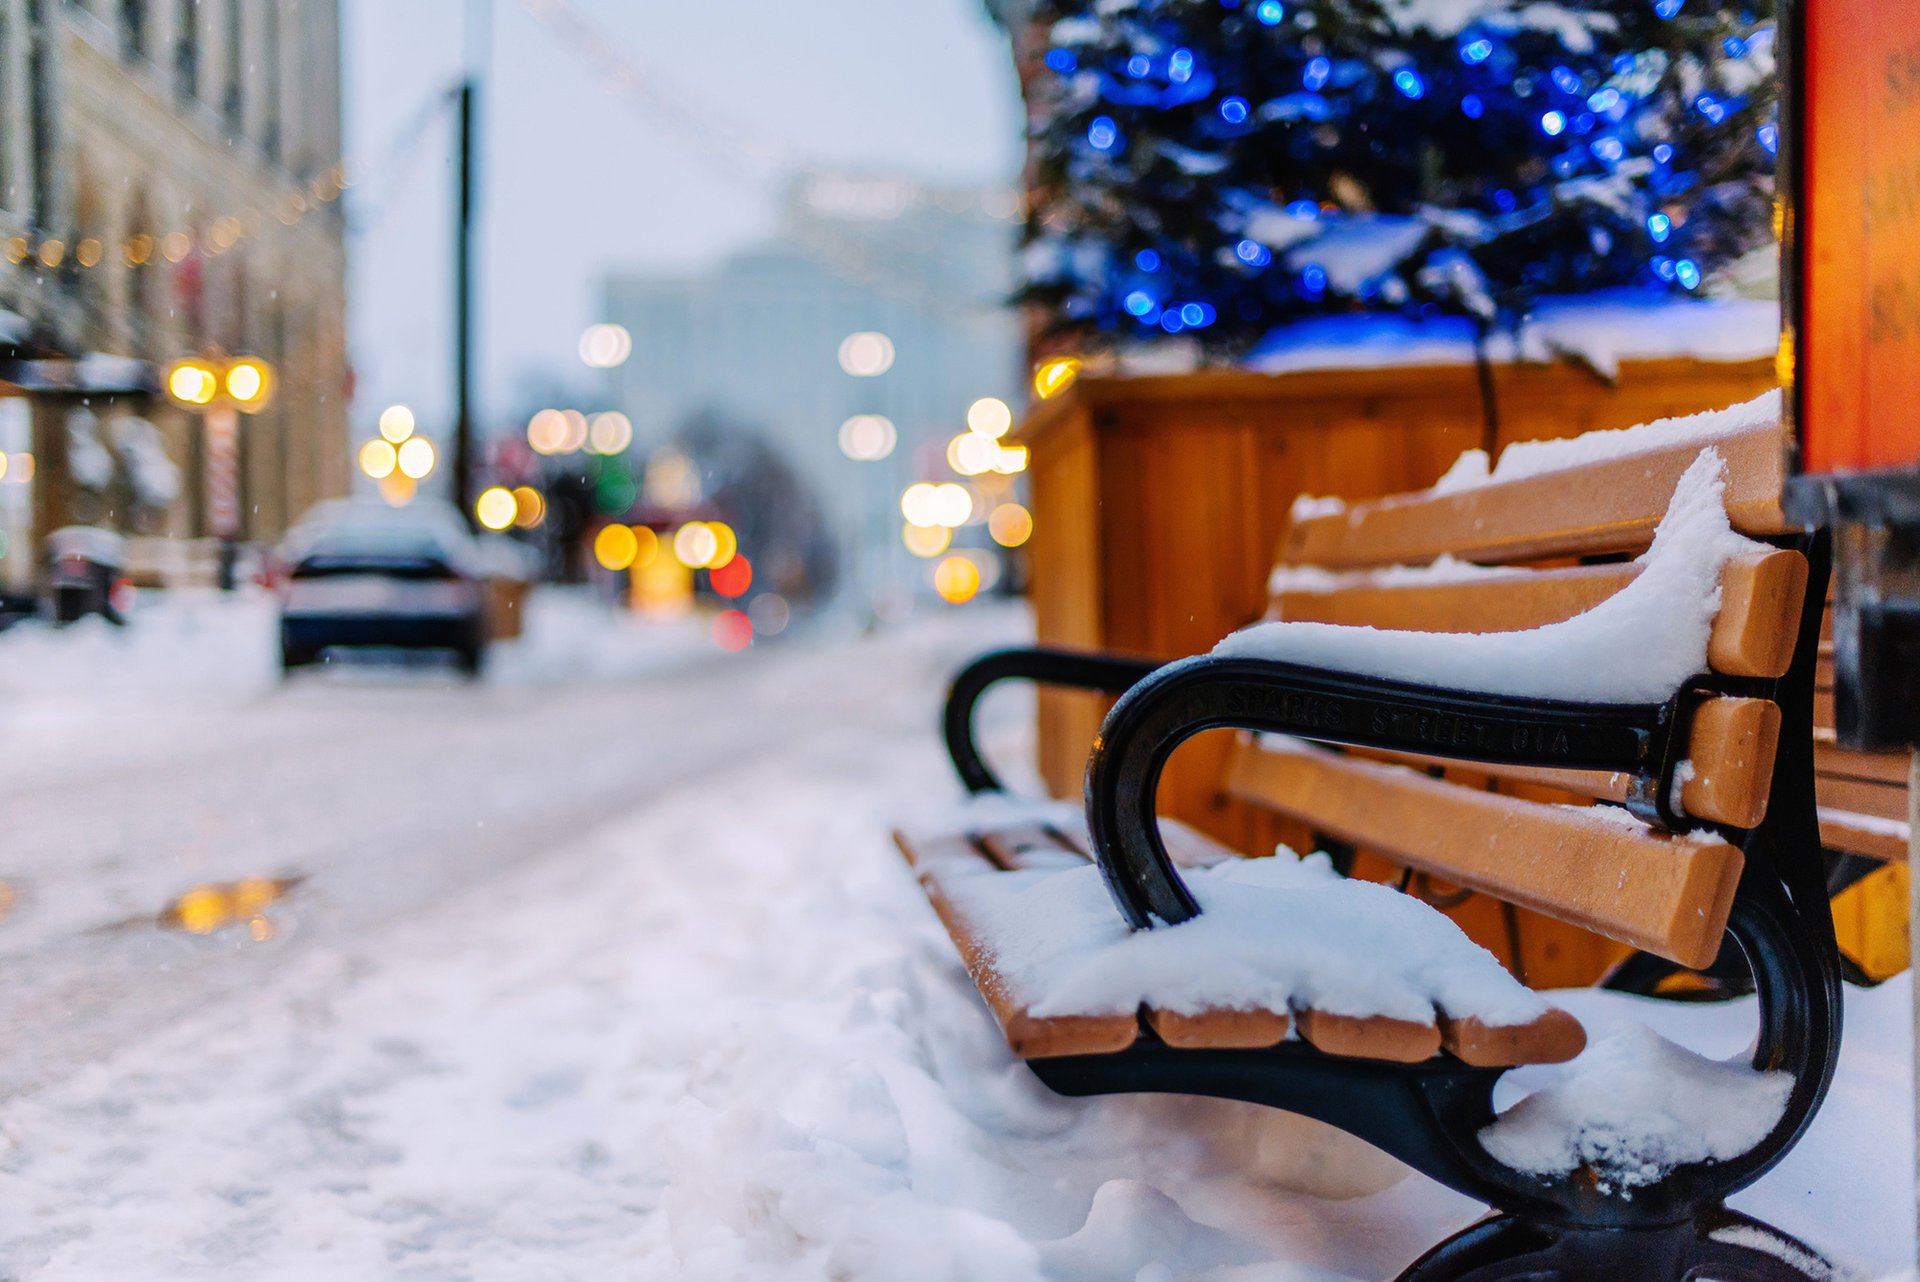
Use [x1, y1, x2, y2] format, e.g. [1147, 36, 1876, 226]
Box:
[712, 609, 753, 652]
[710, 553, 753, 599]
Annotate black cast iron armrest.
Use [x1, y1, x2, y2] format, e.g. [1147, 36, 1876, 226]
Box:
[1084, 654, 1678, 929]
[944, 647, 1162, 794]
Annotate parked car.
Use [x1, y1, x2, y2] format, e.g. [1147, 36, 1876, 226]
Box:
[276, 503, 488, 675]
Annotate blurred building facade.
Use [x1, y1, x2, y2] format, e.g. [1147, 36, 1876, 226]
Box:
[0, 0, 348, 583]
[598, 173, 1022, 608]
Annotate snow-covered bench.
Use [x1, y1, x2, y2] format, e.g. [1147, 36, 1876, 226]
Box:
[899, 393, 1845, 1281]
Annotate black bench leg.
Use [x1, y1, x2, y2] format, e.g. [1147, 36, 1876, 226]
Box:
[1396, 1206, 1838, 1282]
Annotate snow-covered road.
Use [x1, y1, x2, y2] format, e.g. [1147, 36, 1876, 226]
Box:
[0, 593, 1910, 1280]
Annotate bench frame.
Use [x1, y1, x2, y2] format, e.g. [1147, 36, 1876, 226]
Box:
[940, 531, 1842, 1281]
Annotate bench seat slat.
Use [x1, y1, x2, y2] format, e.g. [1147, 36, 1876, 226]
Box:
[1224, 739, 1745, 969]
[1270, 549, 1808, 681]
[1282, 422, 1790, 570]
[896, 824, 1586, 1066]
[1818, 811, 1909, 862]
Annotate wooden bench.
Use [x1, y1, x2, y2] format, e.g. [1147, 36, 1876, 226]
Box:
[900, 402, 1844, 1281]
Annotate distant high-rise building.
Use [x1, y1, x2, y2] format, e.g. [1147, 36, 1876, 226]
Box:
[599, 172, 1023, 607]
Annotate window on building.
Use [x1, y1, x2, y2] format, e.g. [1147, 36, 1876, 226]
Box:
[0, 4, 13, 212]
[262, 0, 281, 161]
[222, 0, 242, 132]
[174, 0, 199, 102]
[120, 0, 146, 60]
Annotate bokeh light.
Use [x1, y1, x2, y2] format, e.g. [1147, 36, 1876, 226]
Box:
[903, 522, 951, 558]
[527, 409, 570, 455]
[378, 404, 416, 443]
[225, 359, 271, 408]
[966, 397, 1013, 439]
[992, 445, 1030, 475]
[988, 502, 1034, 548]
[594, 523, 640, 571]
[712, 609, 753, 651]
[1032, 357, 1081, 400]
[901, 482, 940, 527]
[933, 555, 982, 604]
[166, 360, 218, 406]
[673, 521, 721, 568]
[838, 414, 897, 461]
[837, 331, 895, 377]
[710, 554, 752, 598]
[587, 411, 634, 455]
[396, 436, 436, 480]
[476, 486, 517, 531]
[931, 483, 973, 528]
[947, 432, 997, 477]
[630, 525, 660, 569]
[579, 323, 633, 368]
[512, 485, 546, 528]
[706, 521, 738, 569]
[748, 593, 790, 636]
[358, 438, 398, 479]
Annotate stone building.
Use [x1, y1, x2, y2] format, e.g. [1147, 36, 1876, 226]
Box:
[0, 0, 348, 582]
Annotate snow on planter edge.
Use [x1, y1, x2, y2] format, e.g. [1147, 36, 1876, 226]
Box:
[1215, 446, 1765, 704]
[1478, 1022, 1793, 1191]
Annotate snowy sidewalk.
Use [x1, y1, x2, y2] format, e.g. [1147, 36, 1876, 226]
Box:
[0, 613, 1911, 1280]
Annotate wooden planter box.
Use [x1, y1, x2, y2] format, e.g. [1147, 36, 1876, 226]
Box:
[1019, 355, 1776, 986]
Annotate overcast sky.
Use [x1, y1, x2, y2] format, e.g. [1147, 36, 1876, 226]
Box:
[342, 0, 1023, 438]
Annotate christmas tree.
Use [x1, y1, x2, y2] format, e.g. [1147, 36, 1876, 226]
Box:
[1022, 0, 1779, 358]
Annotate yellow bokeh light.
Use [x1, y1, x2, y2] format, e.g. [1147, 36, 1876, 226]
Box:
[989, 502, 1034, 548]
[358, 438, 398, 479]
[903, 522, 951, 558]
[226, 359, 270, 408]
[161, 231, 192, 262]
[594, 523, 640, 571]
[630, 524, 660, 569]
[966, 396, 1014, 439]
[946, 432, 997, 477]
[37, 239, 64, 268]
[559, 410, 590, 454]
[166, 360, 219, 406]
[992, 445, 1030, 475]
[512, 485, 546, 529]
[0, 454, 9, 482]
[706, 521, 738, 570]
[75, 238, 103, 268]
[171, 885, 228, 935]
[396, 436, 436, 480]
[379, 473, 417, 506]
[933, 555, 981, 604]
[476, 486, 517, 531]
[123, 233, 154, 266]
[1032, 356, 1081, 400]
[378, 404, 416, 443]
[673, 521, 721, 569]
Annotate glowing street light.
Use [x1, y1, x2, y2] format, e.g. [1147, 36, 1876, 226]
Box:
[165, 359, 219, 406]
[224, 358, 272, 410]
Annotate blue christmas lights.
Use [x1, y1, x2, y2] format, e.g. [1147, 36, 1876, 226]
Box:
[1044, 48, 1076, 74]
[1461, 39, 1493, 65]
[1675, 259, 1701, 289]
[1254, 0, 1284, 25]
[1219, 96, 1250, 124]
[1127, 54, 1152, 77]
[1235, 239, 1273, 266]
[1124, 290, 1157, 316]
[1654, 0, 1683, 17]
[1135, 249, 1162, 272]
[1088, 116, 1119, 149]
[1393, 68, 1425, 99]
[1169, 48, 1195, 83]
[1647, 212, 1672, 241]
[1286, 199, 1320, 220]
[1460, 93, 1484, 119]
[1757, 122, 1778, 154]
[1541, 110, 1567, 136]
[1303, 55, 1331, 90]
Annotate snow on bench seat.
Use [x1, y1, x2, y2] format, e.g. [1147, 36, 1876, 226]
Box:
[896, 801, 1585, 1067]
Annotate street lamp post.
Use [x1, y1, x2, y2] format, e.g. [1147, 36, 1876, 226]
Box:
[165, 356, 275, 590]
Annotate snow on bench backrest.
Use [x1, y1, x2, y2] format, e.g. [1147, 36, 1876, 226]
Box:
[1281, 390, 1792, 570]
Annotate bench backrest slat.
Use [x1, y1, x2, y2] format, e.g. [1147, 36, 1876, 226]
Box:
[1281, 420, 1790, 569]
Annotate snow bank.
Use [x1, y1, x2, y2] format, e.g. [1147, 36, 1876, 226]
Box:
[935, 843, 1550, 1028]
[1480, 1023, 1792, 1190]
[1217, 449, 1762, 703]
